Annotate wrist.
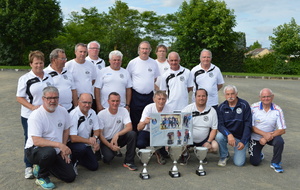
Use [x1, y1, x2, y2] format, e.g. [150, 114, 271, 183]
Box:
[207, 141, 212, 144]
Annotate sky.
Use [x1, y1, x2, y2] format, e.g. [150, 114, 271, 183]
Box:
[59, 0, 300, 48]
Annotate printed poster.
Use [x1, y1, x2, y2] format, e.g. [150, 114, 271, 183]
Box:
[150, 112, 193, 146]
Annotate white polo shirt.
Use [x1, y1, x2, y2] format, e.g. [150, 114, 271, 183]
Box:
[69, 106, 99, 141]
[160, 65, 193, 111]
[191, 63, 224, 106]
[94, 66, 132, 108]
[155, 59, 169, 88]
[126, 57, 160, 94]
[182, 103, 218, 143]
[97, 107, 131, 140]
[251, 101, 286, 141]
[16, 71, 54, 118]
[140, 103, 172, 132]
[65, 59, 97, 97]
[86, 56, 106, 71]
[25, 105, 71, 154]
[44, 66, 75, 110]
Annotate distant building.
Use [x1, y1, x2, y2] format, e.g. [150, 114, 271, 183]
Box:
[245, 48, 274, 58]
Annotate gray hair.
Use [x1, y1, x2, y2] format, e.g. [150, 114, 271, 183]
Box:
[43, 86, 59, 96]
[138, 41, 152, 53]
[49, 48, 65, 61]
[200, 49, 212, 58]
[109, 50, 123, 60]
[223, 85, 238, 94]
[259, 88, 274, 96]
[87, 41, 100, 49]
[75, 43, 87, 51]
[167, 51, 181, 60]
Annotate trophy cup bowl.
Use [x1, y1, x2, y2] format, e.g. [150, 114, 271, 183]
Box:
[194, 146, 208, 176]
[169, 146, 185, 178]
[137, 149, 153, 179]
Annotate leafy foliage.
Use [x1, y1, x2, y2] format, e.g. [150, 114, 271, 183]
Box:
[249, 40, 262, 51]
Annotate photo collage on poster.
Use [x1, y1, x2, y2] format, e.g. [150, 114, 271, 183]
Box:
[150, 112, 193, 146]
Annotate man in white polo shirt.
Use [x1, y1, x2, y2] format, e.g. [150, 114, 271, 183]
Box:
[191, 49, 224, 108]
[160, 51, 193, 111]
[86, 41, 106, 71]
[94, 50, 132, 112]
[126, 41, 160, 131]
[249, 88, 286, 173]
[65, 43, 97, 98]
[44, 48, 78, 112]
[180, 88, 218, 165]
[155, 44, 169, 91]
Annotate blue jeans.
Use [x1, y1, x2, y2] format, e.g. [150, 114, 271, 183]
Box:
[21, 117, 33, 168]
[216, 132, 248, 166]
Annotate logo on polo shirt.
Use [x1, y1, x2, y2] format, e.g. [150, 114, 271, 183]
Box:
[58, 122, 63, 128]
[117, 119, 121, 124]
[85, 71, 90, 75]
[63, 75, 68, 80]
[203, 116, 209, 122]
[98, 65, 102, 70]
[148, 68, 152, 72]
[236, 108, 242, 114]
[89, 119, 93, 125]
[120, 74, 124, 79]
[46, 82, 51, 86]
[209, 72, 214, 78]
[180, 76, 184, 81]
[164, 67, 168, 71]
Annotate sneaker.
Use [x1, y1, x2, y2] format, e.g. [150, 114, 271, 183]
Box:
[73, 160, 78, 175]
[123, 163, 138, 171]
[115, 150, 123, 157]
[218, 155, 230, 167]
[25, 167, 34, 179]
[202, 158, 208, 165]
[270, 163, 284, 173]
[33, 165, 40, 178]
[261, 152, 265, 160]
[179, 152, 190, 165]
[154, 150, 166, 165]
[35, 177, 55, 189]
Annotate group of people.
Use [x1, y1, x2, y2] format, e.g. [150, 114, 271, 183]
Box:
[16, 41, 286, 189]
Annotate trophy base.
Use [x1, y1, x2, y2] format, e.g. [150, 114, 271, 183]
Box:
[169, 171, 181, 178]
[140, 173, 150, 180]
[196, 170, 206, 176]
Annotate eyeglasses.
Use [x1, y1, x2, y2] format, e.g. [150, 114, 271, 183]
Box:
[57, 58, 67, 61]
[80, 101, 92, 105]
[89, 47, 100, 50]
[43, 96, 59, 100]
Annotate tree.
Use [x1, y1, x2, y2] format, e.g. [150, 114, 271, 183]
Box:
[249, 40, 262, 50]
[0, 0, 63, 65]
[269, 17, 300, 57]
[170, 0, 237, 68]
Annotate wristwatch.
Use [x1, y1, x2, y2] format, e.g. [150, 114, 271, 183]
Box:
[207, 141, 212, 144]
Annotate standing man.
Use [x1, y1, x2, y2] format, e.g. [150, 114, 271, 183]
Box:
[94, 50, 132, 112]
[44, 48, 78, 112]
[249, 88, 286, 173]
[191, 49, 224, 108]
[97, 92, 138, 171]
[65, 43, 97, 98]
[160, 52, 193, 111]
[68, 93, 100, 174]
[126, 41, 160, 131]
[216, 85, 252, 167]
[180, 88, 219, 165]
[25, 86, 76, 189]
[137, 91, 172, 165]
[86, 41, 106, 70]
[155, 44, 169, 91]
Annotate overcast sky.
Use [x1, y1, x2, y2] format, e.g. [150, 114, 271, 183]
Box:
[60, 0, 300, 48]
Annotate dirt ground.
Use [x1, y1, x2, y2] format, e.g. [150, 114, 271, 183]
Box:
[0, 70, 299, 190]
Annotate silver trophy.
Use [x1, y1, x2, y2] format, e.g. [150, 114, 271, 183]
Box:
[136, 149, 154, 179]
[194, 146, 208, 176]
[169, 146, 185, 178]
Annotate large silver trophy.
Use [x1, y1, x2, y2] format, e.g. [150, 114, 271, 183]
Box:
[169, 146, 185, 178]
[136, 149, 154, 179]
[194, 146, 208, 176]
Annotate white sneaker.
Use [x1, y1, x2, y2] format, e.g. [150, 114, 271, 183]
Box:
[73, 161, 78, 175]
[218, 155, 230, 167]
[25, 167, 34, 179]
